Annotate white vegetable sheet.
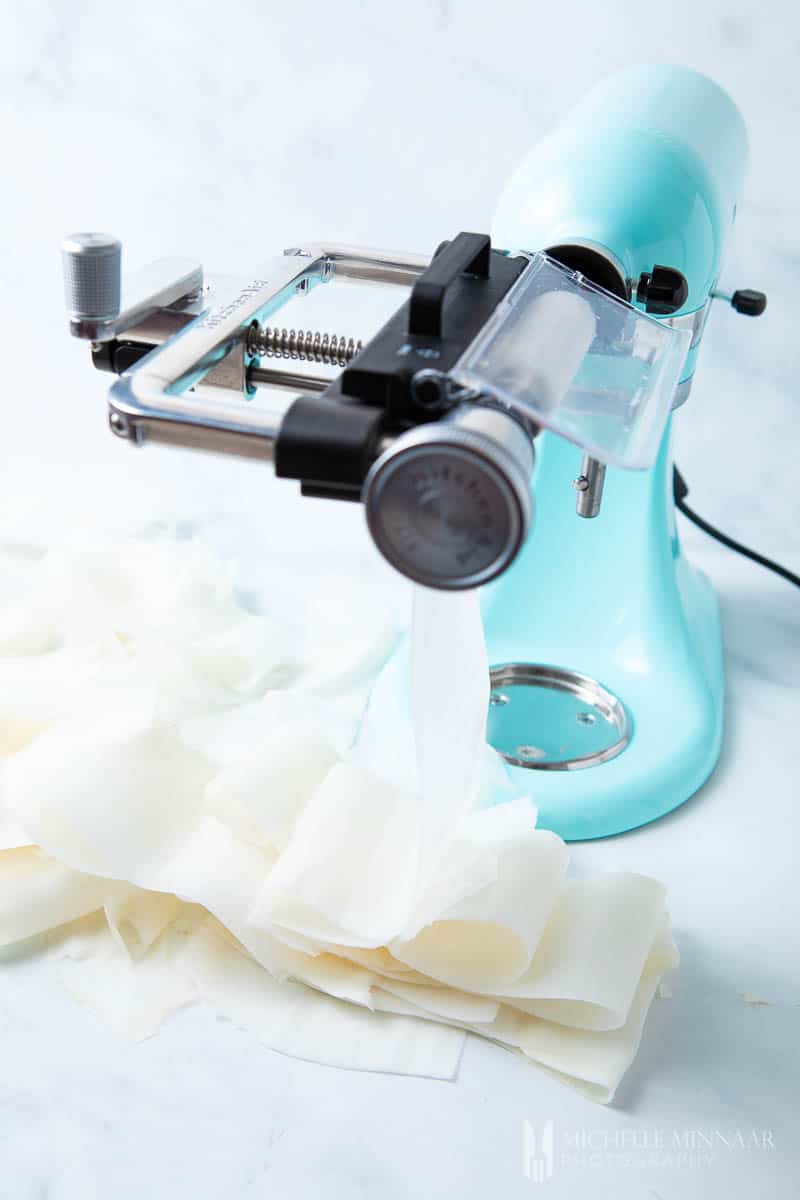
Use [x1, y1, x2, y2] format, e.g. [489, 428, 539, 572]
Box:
[0, 532, 677, 1102]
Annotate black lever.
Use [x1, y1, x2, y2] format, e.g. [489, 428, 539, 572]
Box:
[710, 286, 767, 316]
[408, 232, 491, 339]
[729, 288, 767, 316]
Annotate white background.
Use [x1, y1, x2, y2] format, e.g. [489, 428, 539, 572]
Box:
[1, 1, 799, 1197]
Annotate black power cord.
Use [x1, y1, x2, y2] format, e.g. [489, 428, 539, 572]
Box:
[673, 466, 800, 590]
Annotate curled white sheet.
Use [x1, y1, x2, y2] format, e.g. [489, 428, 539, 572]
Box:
[104, 887, 188, 960]
[0, 848, 118, 947]
[177, 920, 465, 1079]
[206, 716, 339, 852]
[5, 713, 213, 882]
[57, 912, 200, 1042]
[252, 761, 420, 949]
[392, 828, 569, 992]
[496, 874, 669, 1030]
[0, 768, 32, 849]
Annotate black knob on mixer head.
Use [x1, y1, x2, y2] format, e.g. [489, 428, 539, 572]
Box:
[636, 265, 689, 315]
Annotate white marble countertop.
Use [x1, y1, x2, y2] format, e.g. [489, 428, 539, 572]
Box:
[1, 1, 799, 1195]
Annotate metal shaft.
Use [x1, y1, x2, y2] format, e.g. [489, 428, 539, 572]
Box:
[574, 454, 607, 518]
[248, 364, 329, 393]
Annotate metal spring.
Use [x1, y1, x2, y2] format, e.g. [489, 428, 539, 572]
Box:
[247, 324, 363, 367]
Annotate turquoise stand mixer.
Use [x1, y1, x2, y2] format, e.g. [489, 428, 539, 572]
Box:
[60, 65, 770, 840]
[481, 63, 756, 838]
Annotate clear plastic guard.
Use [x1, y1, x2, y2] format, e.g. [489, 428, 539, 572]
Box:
[452, 253, 691, 469]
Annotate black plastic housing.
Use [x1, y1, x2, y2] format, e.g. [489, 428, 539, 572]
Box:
[275, 233, 528, 497]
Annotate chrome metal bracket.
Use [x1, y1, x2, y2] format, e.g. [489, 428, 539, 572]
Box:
[94, 243, 429, 461]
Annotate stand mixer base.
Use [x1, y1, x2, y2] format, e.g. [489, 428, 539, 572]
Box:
[482, 561, 725, 841]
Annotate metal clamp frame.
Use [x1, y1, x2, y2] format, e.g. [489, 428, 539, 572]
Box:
[106, 244, 430, 461]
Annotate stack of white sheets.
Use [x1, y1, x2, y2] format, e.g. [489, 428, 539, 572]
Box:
[0, 532, 677, 1102]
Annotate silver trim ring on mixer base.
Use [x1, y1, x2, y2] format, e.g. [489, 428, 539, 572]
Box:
[487, 663, 631, 770]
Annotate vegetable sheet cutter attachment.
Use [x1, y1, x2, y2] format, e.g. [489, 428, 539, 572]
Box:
[61, 232, 688, 591]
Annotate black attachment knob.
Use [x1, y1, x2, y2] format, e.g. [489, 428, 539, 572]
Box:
[636, 265, 689, 315]
[410, 369, 451, 413]
[730, 288, 767, 317]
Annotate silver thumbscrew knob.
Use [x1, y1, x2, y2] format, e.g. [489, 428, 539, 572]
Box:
[61, 232, 122, 338]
